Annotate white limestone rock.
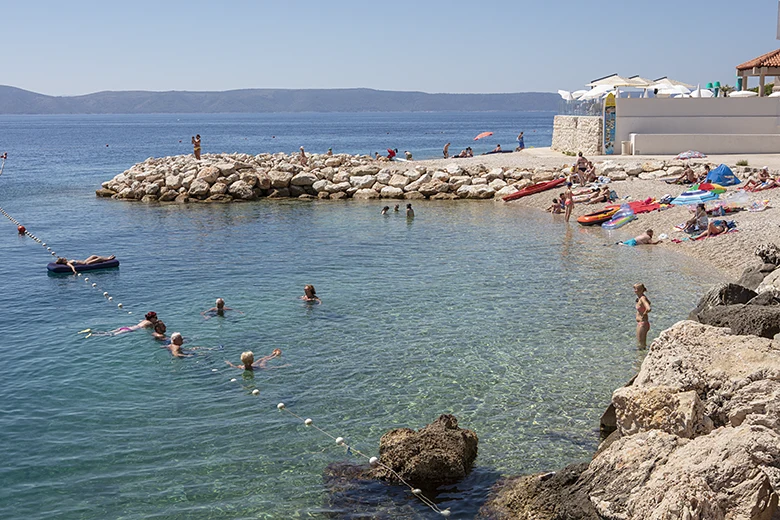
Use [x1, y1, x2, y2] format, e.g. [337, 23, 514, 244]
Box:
[352, 188, 380, 200]
[268, 170, 294, 189]
[291, 172, 318, 186]
[456, 184, 495, 199]
[165, 175, 182, 191]
[471, 177, 488, 186]
[404, 173, 432, 193]
[349, 175, 377, 189]
[388, 174, 410, 189]
[485, 168, 505, 181]
[188, 179, 211, 197]
[209, 182, 228, 195]
[446, 163, 464, 175]
[380, 186, 405, 199]
[431, 170, 450, 182]
[489, 179, 507, 190]
[197, 166, 220, 184]
[228, 180, 255, 200]
[449, 176, 472, 189]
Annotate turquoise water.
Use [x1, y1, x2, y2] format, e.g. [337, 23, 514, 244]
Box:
[0, 114, 719, 519]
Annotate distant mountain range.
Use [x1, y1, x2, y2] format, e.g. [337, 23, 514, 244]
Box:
[0, 86, 559, 114]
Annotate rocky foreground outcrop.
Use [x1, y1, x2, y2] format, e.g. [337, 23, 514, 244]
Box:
[96, 152, 752, 203]
[480, 321, 780, 519]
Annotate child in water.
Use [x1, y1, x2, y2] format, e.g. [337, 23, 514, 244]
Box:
[546, 198, 562, 214]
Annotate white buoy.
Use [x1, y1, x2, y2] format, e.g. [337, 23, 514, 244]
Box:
[277, 403, 285, 410]
[46, 247, 51, 251]
[103, 292, 108, 297]
[84, 278, 89, 282]
[42, 243, 46, 247]
[91, 283, 97, 288]
[51, 252, 56, 256]
[252, 389, 260, 396]
[230, 378, 237, 382]
[412, 488, 422, 495]
[108, 297, 113, 301]
[212, 369, 218, 372]
[335, 437, 344, 445]
[440, 509, 451, 517]
[304, 418, 313, 426]
[369, 456, 378, 466]
[117, 303, 123, 309]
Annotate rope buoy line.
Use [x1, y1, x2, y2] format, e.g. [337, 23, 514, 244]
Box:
[3, 156, 452, 516]
[276, 402, 451, 517]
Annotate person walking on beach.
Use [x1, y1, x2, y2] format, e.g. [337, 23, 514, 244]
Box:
[633, 283, 651, 348]
[515, 132, 525, 151]
[443, 142, 451, 159]
[563, 182, 574, 222]
[192, 135, 201, 160]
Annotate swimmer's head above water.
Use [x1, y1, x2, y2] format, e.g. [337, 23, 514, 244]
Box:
[171, 332, 183, 345]
[216, 298, 225, 309]
[145, 311, 158, 322]
[241, 351, 254, 366]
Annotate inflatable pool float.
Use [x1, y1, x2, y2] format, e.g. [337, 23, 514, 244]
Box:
[503, 178, 566, 202]
[602, 213, 636, 229]
[47, 258, 120, 273]
[606, 198, 660, 214]
[577, 207, 618, 226]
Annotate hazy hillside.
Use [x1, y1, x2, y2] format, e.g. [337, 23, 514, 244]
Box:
[0, 86, 559, 114]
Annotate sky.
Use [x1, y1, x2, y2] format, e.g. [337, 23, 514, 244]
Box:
[1, 0, 778, 96]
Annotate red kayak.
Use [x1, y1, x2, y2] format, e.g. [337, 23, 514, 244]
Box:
[605, 197, 660, 214]
[503, 178, 566, 202]
[577, 207, 618, 226]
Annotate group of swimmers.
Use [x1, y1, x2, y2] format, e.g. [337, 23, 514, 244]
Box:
[81, 285, 322, 366]
[380, 204, 414, 217]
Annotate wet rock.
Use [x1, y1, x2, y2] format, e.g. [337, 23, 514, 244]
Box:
[748, 291, 780, 306]
[689, 283, 757, 320]
[380, 186, 404, 199]
[696, 304, 780, 339]
[228, 180, 256, 200]
[209, 182, 228, 195]
[205, 194, 233, 203]
[95, 188, 115, 198]
[371, 414, 478, 488]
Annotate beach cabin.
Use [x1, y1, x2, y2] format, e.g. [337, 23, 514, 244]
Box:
[552, 53, 780, 156]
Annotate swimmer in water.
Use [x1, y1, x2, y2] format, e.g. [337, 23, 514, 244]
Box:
[110, 311, 160, 335]
[301, 284, 321, 304]
[634, 283, 651, 349]
[225, 349, 283, 371]
[152, 320, 168, 340]
[163, 332, 192, 358]
[54, 255, 115, 275]
[201, 298, 243, 319]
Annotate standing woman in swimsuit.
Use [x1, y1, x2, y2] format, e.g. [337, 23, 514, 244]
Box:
[192, 134, 201, 160]
[563, 182, 574, 223]
[633, 283, 651, 348]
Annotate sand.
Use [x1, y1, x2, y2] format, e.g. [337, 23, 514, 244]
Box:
[414, 148, 780, 279]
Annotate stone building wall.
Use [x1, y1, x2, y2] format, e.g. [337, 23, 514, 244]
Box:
[551, 115, 602, 156]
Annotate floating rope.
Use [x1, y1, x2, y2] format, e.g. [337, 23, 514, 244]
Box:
[275, 402, 452, 517]
[0, 156, 133, 317]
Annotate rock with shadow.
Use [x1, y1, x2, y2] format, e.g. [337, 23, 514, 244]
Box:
[688, 283, 757, 321]
[696, 304, 780, 339]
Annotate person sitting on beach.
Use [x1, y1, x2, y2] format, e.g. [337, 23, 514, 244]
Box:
[622, 229, 661, 246]
[326, 148, 333, 156]
[698, 164, 711, 182]
[557, 193, 566, 212]
[225, 349, 283, 371]
[683, 203, 708, 233]
[546, 198, 562, 214]
[586, 186, 610, 204]
[404, 151, 413, 161]
[54, 255, 115, 275]
[202, 298, 242, 319]
[301, 284, 321, 303]
[582, 161, 598, 183]
[453, 149, 468, 158]
[443, 142, 451, 159]
[381, 206, 390, 215]
[671, 165, 697, 184]
[466, 147, 473, 157]
[693, 220, 730, 240]
[491, 144, 502, 153]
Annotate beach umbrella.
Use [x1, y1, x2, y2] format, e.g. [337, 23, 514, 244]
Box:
[558, 90, 575, 101]
[768, 91, 780, 98]
[474, 131, 493, 141]
[670, 189, 720, 205]
[675, 150, 706, 160]
[691, 182, 726, 194]
[571, 90, 588, 100]
[729, 90, 758, 98]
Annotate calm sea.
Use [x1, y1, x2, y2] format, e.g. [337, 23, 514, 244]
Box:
[0, 113, 718, 519]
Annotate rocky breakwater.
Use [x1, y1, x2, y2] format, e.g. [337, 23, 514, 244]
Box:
[96, 152, 576, 203]
[480, 244, 780, 519]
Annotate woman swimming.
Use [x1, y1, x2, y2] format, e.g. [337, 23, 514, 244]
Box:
[301, 284, 321, 304]
[634, 283, 651, 349]
[55, 255, 115, 275]
[225, 349, 283, 371]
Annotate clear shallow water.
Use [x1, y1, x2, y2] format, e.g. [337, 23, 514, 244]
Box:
[0, 113, 719, 519]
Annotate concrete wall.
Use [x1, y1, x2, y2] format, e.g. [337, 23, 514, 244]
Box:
[616, 98, 780, 154]
[551, 115, 602, 155]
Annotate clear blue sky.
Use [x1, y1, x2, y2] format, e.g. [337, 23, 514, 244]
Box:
[2, 0, 777, 95]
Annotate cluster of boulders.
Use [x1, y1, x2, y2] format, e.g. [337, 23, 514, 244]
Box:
[479, 243, 780, 519]
[96, 151, 760, 204]
[96, 152, 564, 202]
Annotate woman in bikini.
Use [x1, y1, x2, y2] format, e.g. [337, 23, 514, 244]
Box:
[634, 283, 651, 348]
[563, 183, 574, 222]
[192, 134, 201, 160]
[55, 255, 115, 275]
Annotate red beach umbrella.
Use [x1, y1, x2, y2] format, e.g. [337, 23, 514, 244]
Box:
[473, 131, 493, 141]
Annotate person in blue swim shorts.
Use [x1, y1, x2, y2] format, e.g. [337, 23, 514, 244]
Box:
[622, 229, 661, 246]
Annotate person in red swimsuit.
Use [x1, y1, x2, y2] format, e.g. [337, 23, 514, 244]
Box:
[386, 148, 398, 160]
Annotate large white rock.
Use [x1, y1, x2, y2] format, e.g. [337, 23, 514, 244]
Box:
[446, 163, 464, 175]
[214, 162, 236, 176]
[485, 168, 505, 181]
[380, 186, 405, 199]
[165, 175, 182, 191]
[351, 164, 380, 176]
[209, 182, 228, 195]
[417, 180, 449, 197]
[488, 179, 507, 190]
[757, 270, 780, 294]
[449, 176, 471, 189]
[327, 181, 351, 194]
[197, 166, 220, 184]
[376, 171, 392, 185]
[349, 175, 377, 189]
[188, 179, 211, 197]
[291, 172, 317, 186]
[431, 170, 450, 182]
[388, 174, 410, 189]
[228, 180, 255, 199]
[495, 185, 519, 198]
[471, 177, 488, 186]
[638, 169, 667, 180]
[324, 157, 342, 167]
[268, 170, 294, 188]
[609, 171, 628, 181]
[456, 184, 495, 199]
[352, 188, 380, 199]
[404, 173, 431, 193]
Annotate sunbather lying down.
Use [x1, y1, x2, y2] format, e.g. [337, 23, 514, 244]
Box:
[693, 219, 735, 240]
